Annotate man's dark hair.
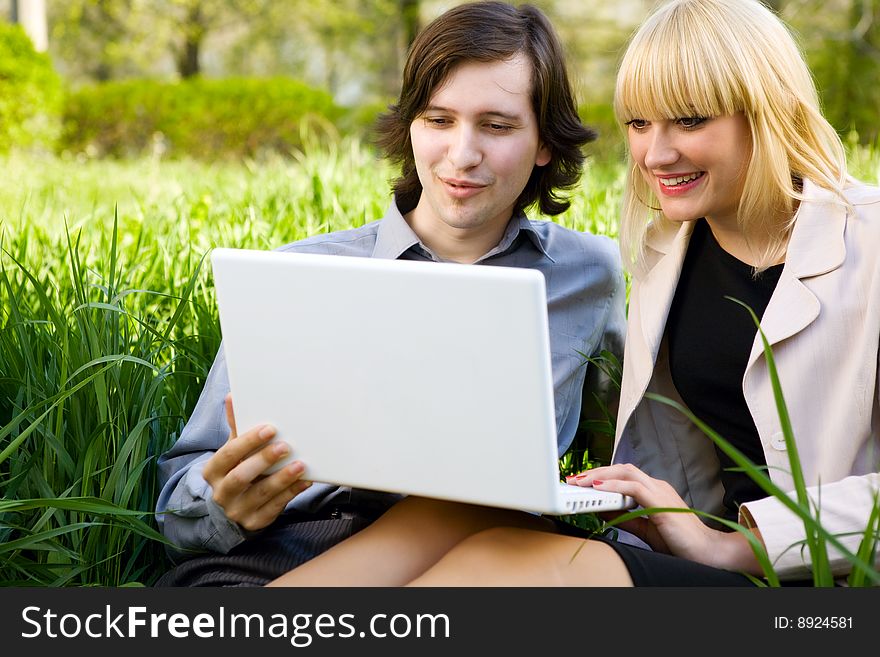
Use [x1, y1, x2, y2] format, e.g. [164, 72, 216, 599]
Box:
[375, 1, 596, 216]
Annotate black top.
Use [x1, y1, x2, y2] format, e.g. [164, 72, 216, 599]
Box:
[665, 219, 783, 521]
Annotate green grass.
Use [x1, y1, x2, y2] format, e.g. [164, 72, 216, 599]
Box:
[0, 141, 623, 586]
[1, 138, 878, 586]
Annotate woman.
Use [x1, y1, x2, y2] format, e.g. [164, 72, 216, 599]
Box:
[270, 0, 880, 586]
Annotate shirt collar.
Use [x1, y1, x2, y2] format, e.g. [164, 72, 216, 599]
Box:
[371, 197, 424, 260]
[479, 210, 555, 263]
[372, 196, 554, 263]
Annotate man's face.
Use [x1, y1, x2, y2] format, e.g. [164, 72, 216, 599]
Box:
[407, 56, 550, 254]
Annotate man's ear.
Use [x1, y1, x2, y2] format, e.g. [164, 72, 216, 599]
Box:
[535, 143, 551, 167]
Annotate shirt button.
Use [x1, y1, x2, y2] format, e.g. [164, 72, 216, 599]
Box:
[770, 432, 787, 451]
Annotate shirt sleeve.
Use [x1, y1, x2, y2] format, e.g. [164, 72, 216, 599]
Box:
[596, 253, 627, 366]
[155, 345, 249, 557]
[578, 248, 627, 464]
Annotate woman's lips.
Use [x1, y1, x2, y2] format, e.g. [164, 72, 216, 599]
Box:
[656, 171, 705, 196]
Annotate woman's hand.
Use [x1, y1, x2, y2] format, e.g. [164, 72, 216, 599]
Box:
[568, 463, 765, 574]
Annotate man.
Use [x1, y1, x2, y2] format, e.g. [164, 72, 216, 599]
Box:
[155, 1, 625, 586]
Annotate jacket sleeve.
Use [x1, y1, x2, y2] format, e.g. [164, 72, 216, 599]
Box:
[577, 240, 627, 465]
[156, 344, 249, 558]
[741, 473, 880, 580]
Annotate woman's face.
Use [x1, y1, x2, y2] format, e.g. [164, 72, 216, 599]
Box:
[626, 112, 752, 228]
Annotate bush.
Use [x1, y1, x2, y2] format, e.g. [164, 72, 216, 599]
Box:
[0, 23, 63, 152]
[61, 77, 346, 160]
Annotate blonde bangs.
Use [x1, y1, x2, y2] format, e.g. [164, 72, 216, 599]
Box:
[614, 4, 744, 125]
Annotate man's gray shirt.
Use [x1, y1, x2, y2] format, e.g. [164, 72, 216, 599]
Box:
[156, 198, 626, 556]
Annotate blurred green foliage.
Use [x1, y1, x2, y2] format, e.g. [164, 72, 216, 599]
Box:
[787, 0, 880, 146]
[60, 77, 347, 160]
[33, 1, 880, 158]
[0, 22, 63, 153]
[579, 102, 626, 163]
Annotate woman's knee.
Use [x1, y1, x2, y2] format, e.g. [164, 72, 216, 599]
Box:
[434, 526, 559, 572]
[413, 527, 633, 586]
[459, 526, 532, 552]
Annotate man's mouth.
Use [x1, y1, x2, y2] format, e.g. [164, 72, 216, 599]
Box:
[442, 177, 486, 188]
[441, 177, 488, 198]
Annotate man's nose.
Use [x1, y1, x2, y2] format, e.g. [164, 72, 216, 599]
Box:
[446, 126, 482, 170]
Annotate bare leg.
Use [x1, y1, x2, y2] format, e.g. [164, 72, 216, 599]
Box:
[407, 527, 633, 586]
[267, 497, 556, 586]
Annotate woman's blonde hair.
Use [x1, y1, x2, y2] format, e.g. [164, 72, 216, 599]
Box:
[614, 0, 848, 270]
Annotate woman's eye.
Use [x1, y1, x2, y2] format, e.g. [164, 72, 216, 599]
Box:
[487, 123, 513, 132]
[625, 119, 648, 130]
[424, 117, 450, 126]
[676, 116, 708, 129]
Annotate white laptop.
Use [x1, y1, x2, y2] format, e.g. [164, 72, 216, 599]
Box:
[211, 247, 633, 515]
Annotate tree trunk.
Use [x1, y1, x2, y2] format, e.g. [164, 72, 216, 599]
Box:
[850, 0, 880, 142]
[177, 3, 206, 78]
[385, 0, 420, 95]
[13, 0, 49, 52]
[400, 0, 420, 49]
[178, 38, 201, 78]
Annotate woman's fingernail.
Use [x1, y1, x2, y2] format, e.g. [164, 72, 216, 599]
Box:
[273, 443, 289, 456]
[259, 425, 275, 440]
[592, 479, 604, 487]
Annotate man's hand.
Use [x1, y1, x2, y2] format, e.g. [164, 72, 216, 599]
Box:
[202, 394, 312, 532]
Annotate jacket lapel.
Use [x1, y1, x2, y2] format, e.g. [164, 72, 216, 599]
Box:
[744, 182, 847, 371]
[637, 221, 693, 366]
[617, 221, 693, 429]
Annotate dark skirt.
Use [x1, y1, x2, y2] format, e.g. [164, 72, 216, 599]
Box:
[552, 519, 758, 586]
[597, 535, 757, 586]
[552, 519, 819, 586]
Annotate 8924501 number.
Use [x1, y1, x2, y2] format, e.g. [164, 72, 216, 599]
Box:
[797, 617, 852, 629]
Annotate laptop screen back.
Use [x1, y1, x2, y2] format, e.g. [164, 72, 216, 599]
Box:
[211, 248, 564, 513]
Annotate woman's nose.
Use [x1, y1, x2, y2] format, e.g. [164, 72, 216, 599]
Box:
[643, 129, 680, 170]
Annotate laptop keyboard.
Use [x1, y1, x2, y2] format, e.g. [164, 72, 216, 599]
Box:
[558, 483, 615, 511]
